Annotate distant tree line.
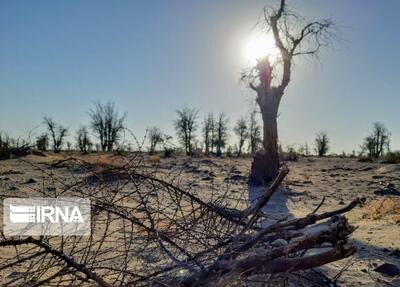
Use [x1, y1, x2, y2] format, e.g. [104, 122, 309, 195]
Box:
[172, 107, 263, 157]
[29, 103, 264, 158]
[283, 122, 394, 161]
[0, 100, 398, 162]
[35, 101, 126, 154]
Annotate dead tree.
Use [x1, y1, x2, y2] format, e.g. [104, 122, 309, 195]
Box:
[234, 116, 248, 157]
[202, 113, 215, 156]
[174, 107, 199, 155]
[214, 113, 229, 157]
[36, 134, 49, 152]
[298, 142, 310, 156]
[43, 117, 68, 153]
[248, 110, 262, 155]
[315, 131, 329, 157]
[148, 126, 164, 154]
[361, 122, 391, 158]
[76, 126, 92, 154]
[89, 101, 126, 151]
[246, 0, 335, 184]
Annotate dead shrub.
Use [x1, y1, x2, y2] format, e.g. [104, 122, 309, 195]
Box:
[280, 146, 298, 162]
[0, 133, 31, 159]
[163, 147, 175, 158]
[363, 198, 400, 223]
[86, 154, 124, 173]
[358, 156, 374, 163]
[147, 154, 161, 165]
[382, 151, 400, 164]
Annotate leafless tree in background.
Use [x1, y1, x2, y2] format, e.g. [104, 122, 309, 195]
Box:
[315, 131, 329, 157]
[202, 113, 215, 156]
[298, 142, 310, 156]
[214, 113, 229, 157]
[248, 110, 262, 155]
[89, 101, 126, 152]
[36, 134, 49, 152]
[361, 122, 391, 158]
[43, 117, 68, 153]
[148, 126, 164, 154]
[234, 116, 248, 157]
[174, 107, 198, 155]
[76, 126, 92, 154]
[244, 0, 336, 184]
[66, 141, 72, 152]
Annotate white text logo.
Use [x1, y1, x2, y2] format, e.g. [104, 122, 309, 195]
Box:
[4, 198, 91, 236]
[10, 205, 84, 223]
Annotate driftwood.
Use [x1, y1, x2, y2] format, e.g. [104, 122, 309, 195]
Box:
[0, 155, 363, 286]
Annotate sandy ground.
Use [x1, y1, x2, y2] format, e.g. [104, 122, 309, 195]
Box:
[0, 154, 400, 286]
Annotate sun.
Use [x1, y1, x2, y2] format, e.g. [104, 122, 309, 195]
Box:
[244, 32, 279, 64]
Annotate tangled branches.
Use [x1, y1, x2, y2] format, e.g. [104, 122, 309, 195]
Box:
[0, 154, 363, 286]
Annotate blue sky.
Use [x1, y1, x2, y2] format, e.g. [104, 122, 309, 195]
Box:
[0, 0, 399, 153]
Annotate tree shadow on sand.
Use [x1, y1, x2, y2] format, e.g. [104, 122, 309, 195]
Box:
[249, 185, 293, 227]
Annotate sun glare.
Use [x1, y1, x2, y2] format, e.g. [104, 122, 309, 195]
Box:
[245, 33, 279, 64]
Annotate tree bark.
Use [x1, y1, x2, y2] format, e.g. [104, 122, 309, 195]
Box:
[262, 94, 279, 171]
[250, 103, 280, 185]
[250, 59, 282, 185]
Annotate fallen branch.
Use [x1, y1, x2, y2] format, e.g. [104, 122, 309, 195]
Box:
[0, 237, 113, 287]
[180, 215, 357, 286]
[0, 158, 362, 287]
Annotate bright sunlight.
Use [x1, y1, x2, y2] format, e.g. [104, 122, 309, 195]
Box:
[244, 32, 279, 64]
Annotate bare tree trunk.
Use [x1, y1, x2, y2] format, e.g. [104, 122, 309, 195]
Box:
[262, 101, 279, 172]
[250, 60, 281, 185]
[250, 99, 280, 184]
[237, 144, 242, 157]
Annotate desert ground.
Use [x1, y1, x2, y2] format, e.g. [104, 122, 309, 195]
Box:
[1, 154, 400, 286]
